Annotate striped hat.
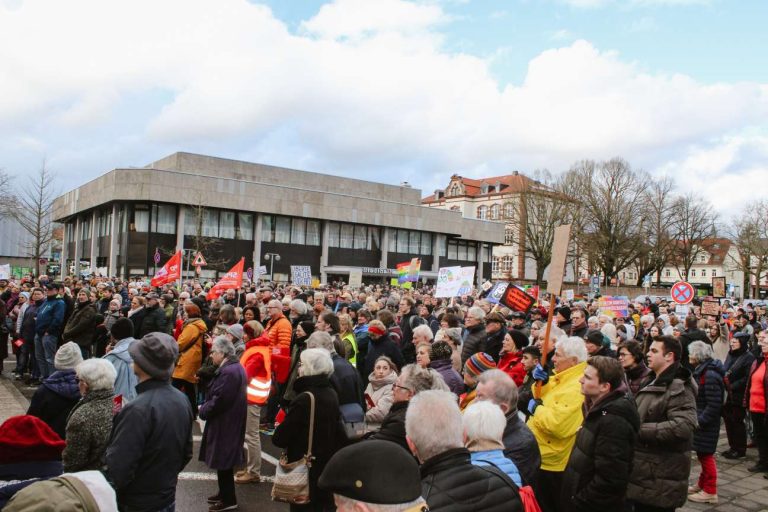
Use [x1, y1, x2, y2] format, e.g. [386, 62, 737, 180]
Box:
[463, 352, 496, 379]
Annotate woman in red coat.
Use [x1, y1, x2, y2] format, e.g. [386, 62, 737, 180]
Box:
[497, 329, 529, 387]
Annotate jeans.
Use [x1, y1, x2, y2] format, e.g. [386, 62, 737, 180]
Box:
[34, 333, 57, 378]
[696, 452, 717, 494]
[244, 404, 262, 476]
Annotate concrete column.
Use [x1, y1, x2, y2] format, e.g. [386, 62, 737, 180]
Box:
[73, 217, 81, 277]
[432, 234, 441, 271]
[379, 227, 390, 269]
[109, 204, 119, 277]
[90, 210, 98, 273]
[253, 213, 263, 279]
[175, 206, 185, 253]
[477, 243, 485, 286]
[60, 223, 69, 279]
[320, 221, 330, 283]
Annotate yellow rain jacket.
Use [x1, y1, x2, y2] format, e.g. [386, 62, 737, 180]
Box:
[528, 360, 587, 471]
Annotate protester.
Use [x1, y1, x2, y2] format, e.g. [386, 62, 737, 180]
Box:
[460, 307, 486, 365]
[462, 400, 523, 486]
[617, 340, 651, 397]
[26, 342, 83, 439]
[139, 292, 168, 337]
[172, 302, 207, 416]
[106, 333, 194, 512]
[719, 332, 754, 460]
[429, 341, 463, 396]
[745, 329, 768, 475]
[199, 337, 248, 512]
[3, 470, 118, 512]
[497, 329, 528, 386]
[306, 331, 365, 410]
[517, 345, 541, 418]
[62, 289, 98, 359]
[364, 356, 397, 432]
[460, 352, 496, 411]
[483, 312, 507, 362]
[63, 359, 116, 472]
[414, 342, 431, 369]
[34, 284, 66, 379]
[363, 319, 405, 378]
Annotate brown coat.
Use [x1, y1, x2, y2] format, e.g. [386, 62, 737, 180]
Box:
[172, 318, 207, 383]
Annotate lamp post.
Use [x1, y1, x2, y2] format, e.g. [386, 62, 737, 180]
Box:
[264, 253, 281, 282]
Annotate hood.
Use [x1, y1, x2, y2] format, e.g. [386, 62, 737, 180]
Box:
[43, 370, 81, 400]
[184, 317, 208, 333]
[111, 337, 136, 354]
[694, 358, 725, 378]
[367, 371, 397, 389]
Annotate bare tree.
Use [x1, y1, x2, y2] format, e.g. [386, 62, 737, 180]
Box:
[0, 169, 11, 210]
[569, 158, 648, 285]
[632, 177, 678, 286]
[5, 163, 57, 276]
[728, 200, 768, 298]
[669, 194, 717, 280]
[184, 197, 231, 274]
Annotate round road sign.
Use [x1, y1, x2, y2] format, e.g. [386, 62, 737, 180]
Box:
[671, 281, 695, 305]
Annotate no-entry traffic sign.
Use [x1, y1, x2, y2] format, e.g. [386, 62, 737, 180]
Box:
[671, 281, 695, 305]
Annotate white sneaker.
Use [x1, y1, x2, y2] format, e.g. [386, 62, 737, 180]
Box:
[687, 485, 700, 494]
[688, 490, 718, 504]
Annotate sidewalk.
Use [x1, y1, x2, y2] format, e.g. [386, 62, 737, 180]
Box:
[0, 361, 30, 424]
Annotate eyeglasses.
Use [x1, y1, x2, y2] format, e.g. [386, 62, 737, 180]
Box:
[392, 383, 412, 393]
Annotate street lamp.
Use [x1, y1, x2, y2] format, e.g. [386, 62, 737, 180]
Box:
[264, 253, 281, 281]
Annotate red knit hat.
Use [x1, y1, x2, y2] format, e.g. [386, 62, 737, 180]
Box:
[0, 415, 66, 464]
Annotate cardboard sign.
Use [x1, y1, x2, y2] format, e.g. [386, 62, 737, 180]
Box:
[487, 282, 510, 304]
[546, 224, 572, 297]
[291, 266, 312, 286]
[701, 300, 720, 317]
[348, 269, 363, 288]
[0, 264, 11, 280]
[597, 296, 629, 318]
[499, 285, 536, 313]
[712, 276, 726, 298]
[675, 304, 689, 319]
[436, 266, 475, 297]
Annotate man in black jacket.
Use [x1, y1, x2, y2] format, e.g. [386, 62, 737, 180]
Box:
[405, 389, 523, 512]
[106, 332, 193, 512]
[139, 293, 167, 337]
[679, 315, 710, 370]
[560, 356, 640, 512]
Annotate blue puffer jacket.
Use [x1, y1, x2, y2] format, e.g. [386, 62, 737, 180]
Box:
[693, 358, 724, 454]
[470, 449, 523, 487]
[35, 297, 65, 336]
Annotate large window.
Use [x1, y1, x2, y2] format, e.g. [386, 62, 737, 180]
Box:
[306, 220, 321, 246]
[264, 215, 322, 246]
[152, 204, 176, 234]
[262, 215, 274, 242]
[340, 224, 354, 248]
[328, 222, 340, 247]
[489, 204, 500, 220]
[501, 256, 513, 273]
[275, 217, 291, 243]
[132, 205, 149, 233]
[503, 202, 515, 219]
[354, 226, 368, 249]
[504, 228, 514, 245]
[202, 210, 219, 237]
[80, 218, 91, 240]
[387, 229, 432, 255]
[219, 211, 236, 239]
[237, 213, 253, 240]
[291, 219, 306, 245]
[446, 239, 478, 261]
[397, 230, 409, 253]
[477, 205, 488, 220]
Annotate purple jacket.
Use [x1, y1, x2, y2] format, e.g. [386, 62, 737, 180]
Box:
[199, 358, 247, 470]
[430, 358, 464, 396]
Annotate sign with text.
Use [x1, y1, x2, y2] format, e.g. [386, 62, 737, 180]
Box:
[0, 264, 9, 280]
[597, 296, 629, 318]
[499, 285, 536, 313]
[487, 282, 510, 304]
[348, 269, 363, 288]
[291, 266, 312, 286]
[701, 300, 720, 317]
[435, 266, 476, 297]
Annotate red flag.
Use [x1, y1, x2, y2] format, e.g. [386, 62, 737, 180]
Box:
[151, 251, 182, 287]
[207, 258, 245, 300]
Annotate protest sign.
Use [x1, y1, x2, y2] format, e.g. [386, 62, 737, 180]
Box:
[291, 266, 312, 286]
[487, 282, 509, 304]
[597, 296, 629, 318]
[701, 300, 720, 317]
[499, 285, 536, 313]
[0, 264, 10, 280]
[348, 269, 363, 288]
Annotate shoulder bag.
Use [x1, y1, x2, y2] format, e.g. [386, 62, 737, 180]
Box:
[271, 391, 315, 504]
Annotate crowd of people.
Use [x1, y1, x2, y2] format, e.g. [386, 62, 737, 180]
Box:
[0, 273, 767, 512]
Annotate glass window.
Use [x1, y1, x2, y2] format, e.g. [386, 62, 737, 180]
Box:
[502, 256, 513, 272]
[184, 207, 197, 236]
[712, 269, 716, 277]
[202, 209, 219, 237]
[448, 240, 458, 259]
[328, 222, 340, 247]
[306, 220, 320, 246]
[701, 269, 707, 277]
[370, 227, 380, 251]
[275, 217, 291, 243]
[477, 205, 487, 220]
[505, 228, 514, 245]
[218, 211, 235, 239]
[504, 203, 515, 219]
[467, 243, 476, 261]
[340, 224, 354, 249]
[105, 213, 112, 236]
[665, 269, 671, 277]
[457, 242, 467, 260]
[409, 231, 420, 254]
[292, 219, 306, 245]
[490, 204, 500, 220]
[354, 225, 368, 250]
[237, 213, 253, 240]
[133, 205, 149, 233]
[262, 215, 274, 243]
[388, 228, 397, 251]
[397, 230, 409, 253]
[439, 237, 446, 257]
[153, 204, 176, 234]
[80, 218, 91, 240]
[420, 233, 432, 255]
[492, 257, 500, 273]
[691, 269, 696, 277]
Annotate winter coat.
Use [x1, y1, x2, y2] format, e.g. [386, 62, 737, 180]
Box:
[363, 333, 404, 378]
[0, 460, 63, 509]
[127, 307, 146, 340]
[172, 318, 207, 383]
[138, 304, 167, 338]
[679, 328, 710, 369]
[484, 327, 506, 363]
[502, 410, 541, 487]
[429, 358, 463, 396]
[560, 391, 640, 512]
[199, 358, 247, 470]
[624, 362, 652, 397]
[498, 351, 526, 387]
[419, 447, 523, 512]
[745, 355, 768, 412]
[20, 301, 41, 342]
[626, 363, 698, 509]
[364, 371, 396, 429]
[27, 370, 81, 439]
[693, 358, 725, 454]
[460, 323, 487, 366]
[62, 301, 98, 348]
[331, 352, 365, 408]
[399, 310, 421, 364]
[62, 388, 115, 472]
[103, 337, 138, 402]
[517, 371, 535, 419]
[569, 323, 589, 339]
[368, 400, 410, 452]
[265, 314, 292, 351]
[724, 347, 755, 407]
[102, 310, 120, 334]
[35, 297, 66, 337]
[528, 361, 587, 471]
[272, 374, 348, 511]
[105, 379, 194, 512]
[469, 448, 522, 487]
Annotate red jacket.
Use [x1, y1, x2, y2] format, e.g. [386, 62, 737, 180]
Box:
[498, 351, 526, 387]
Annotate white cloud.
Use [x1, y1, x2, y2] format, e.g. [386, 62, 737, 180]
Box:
[559, 0, 710, 7]
[550, 29, 573, 40]
[0, 0, 765, 220]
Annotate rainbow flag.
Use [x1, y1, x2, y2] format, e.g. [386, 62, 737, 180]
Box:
[397, 258, 421, 284]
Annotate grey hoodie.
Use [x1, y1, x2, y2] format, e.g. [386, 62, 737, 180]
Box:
[103, 337, 138, 402]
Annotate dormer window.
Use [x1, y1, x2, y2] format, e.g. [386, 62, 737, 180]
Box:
[448, 182, 462, 197]
[481, 184, 489, 194]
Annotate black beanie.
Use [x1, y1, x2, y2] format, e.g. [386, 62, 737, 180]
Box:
[111, 317, 134, 340]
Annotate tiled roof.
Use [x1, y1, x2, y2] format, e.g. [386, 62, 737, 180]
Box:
[422, 172, 544, 204]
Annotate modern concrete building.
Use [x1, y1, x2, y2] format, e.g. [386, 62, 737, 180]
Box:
[52, 153, 504, 284]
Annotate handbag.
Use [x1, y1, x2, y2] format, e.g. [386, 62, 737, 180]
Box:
[271, 391, 315, 505]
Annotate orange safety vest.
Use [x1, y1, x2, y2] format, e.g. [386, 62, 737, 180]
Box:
[240, 346, 272, 406]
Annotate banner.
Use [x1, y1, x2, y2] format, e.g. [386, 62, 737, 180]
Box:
[487, 282, 510, 304]
[150, 251, 182, 287]
[499, 285, 536, 313]
[596, 296, 629, 318]
[348, 269, 363, 288]
[456, 267, 476, 296]
[435, 266, 475, 297]
[396, 258, 420, 284]
[0, 264, 9, 280]
[207, 258, 245, 300]
[390, 278, 413, 289]
[291, 265, 312, 286]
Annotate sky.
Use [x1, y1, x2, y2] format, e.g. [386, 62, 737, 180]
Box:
[1, 0, 766, 217]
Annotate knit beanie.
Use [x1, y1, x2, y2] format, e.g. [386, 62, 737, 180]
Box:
[557, 306, 571, 322]
[54, 342, 83, 371]
[0, 415, 66, 464]
[463, 352, 496, 379]
[227, 323, 244, 341]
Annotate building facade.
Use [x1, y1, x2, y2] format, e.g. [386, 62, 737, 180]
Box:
[52, 153, 504, 284]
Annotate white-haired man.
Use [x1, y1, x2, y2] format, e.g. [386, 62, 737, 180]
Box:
[405, 389, 523, 511]
[460, 307, 487, 365]
[527, 336, 588, 512]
